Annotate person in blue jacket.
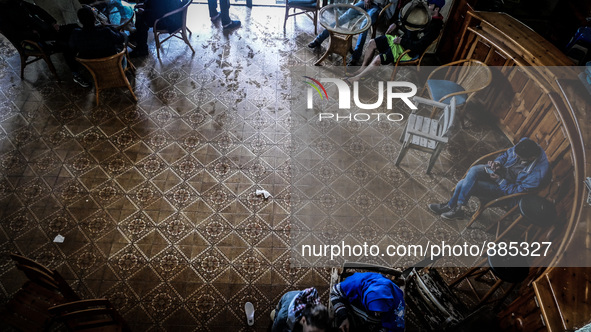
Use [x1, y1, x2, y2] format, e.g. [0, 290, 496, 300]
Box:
[429, 137, 550, 220]
[330, 272, 405, 332]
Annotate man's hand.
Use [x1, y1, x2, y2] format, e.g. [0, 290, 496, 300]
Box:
[53, 23, 60, 31]
[386, 23, 397, 35]
[364, 0, 372, 9]
[339, 318, 350, 332]
[487, 160, 501, 172]
[392, 36, 401, 44]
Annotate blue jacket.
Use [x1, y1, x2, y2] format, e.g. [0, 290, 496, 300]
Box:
[494, 137, 550, 195]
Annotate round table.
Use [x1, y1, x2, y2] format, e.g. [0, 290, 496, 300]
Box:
[314, 3, 372, 66]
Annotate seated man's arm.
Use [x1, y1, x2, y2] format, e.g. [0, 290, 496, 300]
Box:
[330, 283, 350, 329]
[494, 170, 545, 195]
[400, 20, 442, 55]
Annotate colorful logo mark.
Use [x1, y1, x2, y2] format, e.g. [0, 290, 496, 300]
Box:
[303, 76, 328, 101]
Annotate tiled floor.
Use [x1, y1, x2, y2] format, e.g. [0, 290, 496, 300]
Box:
[0, 4, 512, 331]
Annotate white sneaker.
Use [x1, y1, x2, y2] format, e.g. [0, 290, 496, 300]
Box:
[245, 302, 254, 326]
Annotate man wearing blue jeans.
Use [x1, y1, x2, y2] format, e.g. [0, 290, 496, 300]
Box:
[429, 138, 550, 220]
[308, 0, 390, 66]
[208, 0, 240, 31]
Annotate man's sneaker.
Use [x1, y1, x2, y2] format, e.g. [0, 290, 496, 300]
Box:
[211, 12, 221, 21]
[223, 20, 241, 31]
[73, 74, 90, 88]
[308, 40, 320, 48]
[428, 202, 451, 215]
[441, 205, 465, 220]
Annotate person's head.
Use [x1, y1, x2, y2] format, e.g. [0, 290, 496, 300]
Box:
[77, 6, 96, 29]
[299, 303, 329, 332]
[427, 0, 445, 16]
[401, 1, 431, 31]
[514, 138, 542, 162]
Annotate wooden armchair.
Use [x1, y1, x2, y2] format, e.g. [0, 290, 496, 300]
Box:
[0, 254, 79, 331]
[423, 59, 492, 127]
[49, 299, 131, 332]
[0, 29, 59, 80]
[76, 50, 137, 105]
[153, 0, 194, 59]
[395, 96, 457, 174]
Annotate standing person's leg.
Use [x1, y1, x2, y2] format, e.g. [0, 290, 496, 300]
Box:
[208, 0, 221, 20]
[130, 10, 151, 56]
[349, 4, 380, 65]
[55, 24, 90, 87]
[219, 0, 240, 30]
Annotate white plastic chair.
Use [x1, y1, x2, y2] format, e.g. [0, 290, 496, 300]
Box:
[395, 95, 457, 174]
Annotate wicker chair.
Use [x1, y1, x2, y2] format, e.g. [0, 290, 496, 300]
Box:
[423, 59, 492, 127]
[153, 0, 194, 59]
[49, 299, 131, 332]
[0, 29, 59, 80]
[283, 0, 321, 34]
[0, 254, 80, 331]
[76, 50, 137, 105]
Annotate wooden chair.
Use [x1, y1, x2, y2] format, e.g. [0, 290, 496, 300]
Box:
[0, 29, 59, 80]
[153, 0, 194, 59]
[76, 50, 137, 105]
[0, 254, 79, 331]
[423, 59, 492, 127]
[395, 95, 457, 174]
[283, 0, 321, 34]
[48, 299, 131, 332]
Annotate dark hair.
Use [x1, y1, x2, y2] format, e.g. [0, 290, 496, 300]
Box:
[302, 303, 329, 330]
[514, 138, 541, 159]
[77, 6, 96, 28]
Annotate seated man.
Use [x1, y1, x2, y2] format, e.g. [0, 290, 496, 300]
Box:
[348, 0, 444, 82]
[0, 0, 89, 87]
[130, 0, 183, 57]
[271, 287, 329, 332]
[69, 6, 127, 59]
[331, 272, 405, 332]
[307, 0, 394, 66]
[429, 137, 550, 220]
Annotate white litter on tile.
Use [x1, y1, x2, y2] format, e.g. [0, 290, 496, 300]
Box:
[53, 235, 65, 243]
[255, 189, 271, 199]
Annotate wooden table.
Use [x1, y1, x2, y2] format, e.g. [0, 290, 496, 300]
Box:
[314, 3, 371, 66]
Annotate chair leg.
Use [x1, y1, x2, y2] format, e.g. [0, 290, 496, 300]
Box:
[20, 54, 26, 79]
[182, 30, 195, 54]
[313, 10, 318, 35]
[43, 54, 59, 81]
[494, 215, 523, 242]
[426, 144, 443, 174]
[95, 88, 100, 106]
[154, 32, 161, 59]
[395, 142, 410, 166]
[283, 6, 289, 30]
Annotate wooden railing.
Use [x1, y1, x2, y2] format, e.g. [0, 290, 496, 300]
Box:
[446, 10, 589, 331]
